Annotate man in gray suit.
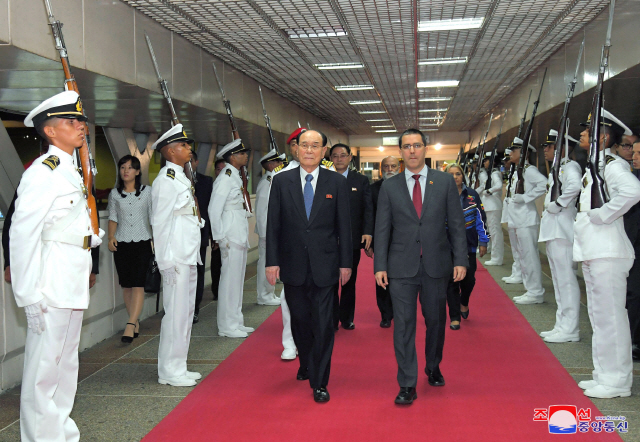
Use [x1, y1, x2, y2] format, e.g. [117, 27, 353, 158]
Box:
[374, 128, 468, 405]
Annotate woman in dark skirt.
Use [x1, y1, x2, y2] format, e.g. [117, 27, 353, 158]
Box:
[107, 155, 153, 343]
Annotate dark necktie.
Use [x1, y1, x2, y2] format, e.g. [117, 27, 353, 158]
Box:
[304, 174, 314, 219]
[412, 174, 422, 217]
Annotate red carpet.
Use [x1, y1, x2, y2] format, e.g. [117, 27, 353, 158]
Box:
[144, 254, 619, 441]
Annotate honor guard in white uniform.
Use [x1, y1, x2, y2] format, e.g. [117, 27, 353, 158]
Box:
[255, 149, 284, 306]
[468, 155, 479, 187]
[501, 143, 523, 283]
[507, 138, 547, 304]
[151, 124, 204, 387]
[574, 110, 640, 399]
[478, 152, 505, 265]
[209, 139, 254, 338]
[13, 91, 104, 442]
[538, 130, 582, 343]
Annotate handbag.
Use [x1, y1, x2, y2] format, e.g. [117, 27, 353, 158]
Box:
[145, 243, 161, 294]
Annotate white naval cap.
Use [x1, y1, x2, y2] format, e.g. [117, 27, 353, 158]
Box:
[483, 151, 492, 159]
[151, 124, 194, 151]
[510, 136, 536, 152]
[259, 148, 283, 164]
[24, 90, 88, 128]
[581, 108, 633, 136]
[216, 138, 250, 160]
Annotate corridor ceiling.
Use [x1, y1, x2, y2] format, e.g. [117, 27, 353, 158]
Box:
[123, 0, 611, 135]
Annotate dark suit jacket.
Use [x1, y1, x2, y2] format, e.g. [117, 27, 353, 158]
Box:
[345, 170, 374, 250]
[373, 169, 468, 279]
[195, 172, 214, 245]
[266, 166, 353, 287]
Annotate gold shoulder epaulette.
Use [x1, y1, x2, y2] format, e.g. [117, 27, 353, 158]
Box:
[273, 164, 284, 173]
[225, 169, 232, 177]
[606, 155, 615, 165]
[322, 159, 334, 168]
[524, 164, 530, 170]
[42, 155, 60, 170]
[167, 168, 175, 180]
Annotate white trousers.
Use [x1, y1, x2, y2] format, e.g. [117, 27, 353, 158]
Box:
[158, 263, 197, 380]
[546, 238, 580, 335]
[256, 238, 276, 303]
[280, 287, 296, 350]
[514, 225, 544, 297]
[217, 242, 247, 334]
[507, 227, 522, 279]
[21, 307, 83, 442]
[582, 258, 633, 389]
[486, 210, 504, 264]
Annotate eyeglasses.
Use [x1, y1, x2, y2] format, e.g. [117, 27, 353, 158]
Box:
[330, 153, 350, 159]
[299, 143, 322, 151]
[401, 143, 425, 150]
[618, 143, 634, 150]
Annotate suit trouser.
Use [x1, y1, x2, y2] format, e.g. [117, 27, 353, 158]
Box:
[513, 225, 544, 297]
[389, 260, 448, 388]
[280, 287, 296, 350]
[582, 258, 633, 389]
[486, 210, 504, 264]
[195, 244, 209, 314]
[217, 242, 247, 334]
[21, 307, 83, 442]
[507, 227, 522, 279]
[447, 253, 477, 321]
[285, 272, 335, 389]
[376, 283, 394, 321]
[210, 247, 222, 298]
[626, 252, 640, 347]
[333, 249, 361, 326]
[546, 238, 580, 335]
[158, 264, 197, 380]
[257, 238, 276, 304]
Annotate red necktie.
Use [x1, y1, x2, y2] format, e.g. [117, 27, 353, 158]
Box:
[412, 174, 422, 217]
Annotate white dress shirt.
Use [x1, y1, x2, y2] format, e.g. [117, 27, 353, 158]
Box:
[404, 164, 429, 202]
[300, 165, 320, 194]
[341, 168, 349, 178]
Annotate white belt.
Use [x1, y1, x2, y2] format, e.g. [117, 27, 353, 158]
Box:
[174, 206, 198, 216]
[42, 200, 92, 250]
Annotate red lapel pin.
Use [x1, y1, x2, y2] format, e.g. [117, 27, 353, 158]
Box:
[326, 194, 333, 199]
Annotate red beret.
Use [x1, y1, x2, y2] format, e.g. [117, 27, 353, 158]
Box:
[287, 127, 307, 145]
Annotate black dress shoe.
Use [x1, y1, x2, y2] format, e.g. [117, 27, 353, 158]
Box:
[192, 313, 199, 324]
[449, 322, 460, 330]
[461, 309, 469, 319]
[380, 319, 391, 328]
[394, 387, 417, 405]
[296, 367, 309, 381]
[342, 322, 355, 330]
[633, 345, 640, 362]
[213, 293, 218, 301]
[313, 387, 330, 403]
[426, 367, 445, 386]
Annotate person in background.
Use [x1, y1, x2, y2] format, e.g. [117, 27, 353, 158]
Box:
[614, 133, 638, 166]
[191, 151, 213, 324]
[369, 156, 399, 327]
[625, 138, 640, 361]
[107, 155, 153, 342]
[210, 159, 227, 302]
[330, 143, 373, 330]
[479, 152, 504, 266]
[445, 163, 489, 330]
[500, 145, 523, 284]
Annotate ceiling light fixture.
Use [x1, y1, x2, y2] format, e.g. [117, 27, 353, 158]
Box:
[349, 100, 382, 105]
[286, 28, 347, 39]
[419, 109, 448, 112]
[371, 125, 394, 128]
[418, 18, 484, 32]
[422, 128, 439, 131]
[419, 117, 442, 120]
[418, 57, 467, 66]
[315, 62, 364, 70]
[434, 143, 443, 150]
[366, 119, 391, 122]
[335, 85, 375, 91]
[359, 111, 386, 114]
[419, 97, 453, 102]
[417, 80, 459, 88]
[376, 130, 397, 133]
[378, 146, 385, 152]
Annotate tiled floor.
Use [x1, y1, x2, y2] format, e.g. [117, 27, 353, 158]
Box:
[1, 236, 639, 441]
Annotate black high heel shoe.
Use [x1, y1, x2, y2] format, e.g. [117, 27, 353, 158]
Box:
[461, 309, 469, 320]
[134, 320, 140, 339]
[121, 322, 136, 343]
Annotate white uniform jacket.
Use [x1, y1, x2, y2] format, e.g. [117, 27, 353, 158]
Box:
[208, 163, 250, 249]
[10, 146, 93, 308]
[574, 149, 640, 262]
[501, 168, 516, 224]
[479, 169, 503, 211]
[539, 159, 581, 243]
[151, 162, 203, 271]
[507, 163, 547, 228]
[254, 170, 273, 238]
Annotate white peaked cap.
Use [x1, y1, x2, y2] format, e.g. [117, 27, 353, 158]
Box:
[24, 90, 86, 128]
[151, 124, 194, 151]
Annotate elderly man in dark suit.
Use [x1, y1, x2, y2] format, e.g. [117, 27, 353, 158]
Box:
[329, 143, 373, 330]
[266, 130, 352, 403]
[191, 151, 214, 324]
[374, 128, 468, 405]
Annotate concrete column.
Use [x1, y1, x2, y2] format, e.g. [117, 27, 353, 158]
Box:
[0, 120, 25, 214]
[103, 127, 157, 185]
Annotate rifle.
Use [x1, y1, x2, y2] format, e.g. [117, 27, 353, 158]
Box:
[462, 138, 475, 176]
[456, 146, 464, 165]
[506, 91, 532, 198]
[485, 110, 507, 191]
[549, 38, 585, 203]
[44, 0, 99, 234]
[515, 67, 548, 195]
[144, 33, 201, 222]
[259, 86, 280, 155]
[212, 62, 253, 212]
[473, 113, 493, 189]
[517, 90, 533, 140]
[587, 0, 616, 209]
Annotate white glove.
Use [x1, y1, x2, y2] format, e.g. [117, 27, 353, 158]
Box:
[90, 228, 105, 248]
[546, 202, 562, 214]
[511, 194, 525, 204]
[588, 208, 605, 225]
[24, 299, 48, 334]
[161, 266, 179, 285]
[219, 238, 231, 259]
[198, 218, 206, 229]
